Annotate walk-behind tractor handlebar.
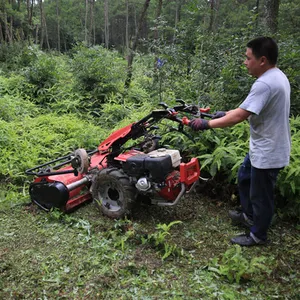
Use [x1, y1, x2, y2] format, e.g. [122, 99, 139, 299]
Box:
[26, 100, 213, 219]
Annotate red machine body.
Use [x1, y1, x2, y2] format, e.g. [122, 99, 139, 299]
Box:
[26, 102, 211, 219]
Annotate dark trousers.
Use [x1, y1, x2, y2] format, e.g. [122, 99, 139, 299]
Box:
[238, 153, 281, 241]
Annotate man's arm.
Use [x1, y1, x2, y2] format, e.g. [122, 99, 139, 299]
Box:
[208, 108, 251, 128]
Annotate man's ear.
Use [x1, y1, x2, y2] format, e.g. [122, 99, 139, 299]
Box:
[260, 56, 267, 66]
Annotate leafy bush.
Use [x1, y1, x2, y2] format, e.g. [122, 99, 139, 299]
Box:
[24, 52, 60, 90]
[0, 42, 39, 72]
[198, 123, 249, 181]
[208, 245, 272, 283]
[0, 95, 38, 122]
[70, 45, 127, 110]
[277, 38, 300, 115]
[0, 74, 36, 102]
[276, 116, 300, 218]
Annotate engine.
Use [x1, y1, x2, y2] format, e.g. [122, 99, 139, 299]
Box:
[122, 148, 182, 201]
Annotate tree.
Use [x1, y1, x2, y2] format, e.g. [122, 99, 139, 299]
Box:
[263, 0, 280, 33]
[104, 0, 109, 48]
[125, 0, 151, 88]
[26, 0, 34, 41]
[39, 0, 50, 49]
[56, 0, 61, 51]
[208, 0, 221, 32]
[125, 0, 129, 52]
[90, 0, 96, 45]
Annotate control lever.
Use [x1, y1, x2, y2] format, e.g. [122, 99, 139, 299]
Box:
[149, 126, 159, 130]
[176, 99, 185, 105]
[159, 102, 169, 109]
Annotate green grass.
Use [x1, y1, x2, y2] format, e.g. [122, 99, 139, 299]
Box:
[0, 192, 299, 299]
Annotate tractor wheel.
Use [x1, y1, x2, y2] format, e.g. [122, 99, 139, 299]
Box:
[91, 168, 136, 219]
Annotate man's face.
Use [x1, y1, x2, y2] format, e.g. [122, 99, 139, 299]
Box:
[244, 48, 263, 78]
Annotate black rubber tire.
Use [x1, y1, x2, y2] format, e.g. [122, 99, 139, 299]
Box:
[91, 168, 136, 219]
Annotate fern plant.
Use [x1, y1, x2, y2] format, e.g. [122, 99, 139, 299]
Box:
[194, 123, 249, 181]
[141, 221, 183, 260]
[209, 245, 272, 283]
[276, 116, 300, 218]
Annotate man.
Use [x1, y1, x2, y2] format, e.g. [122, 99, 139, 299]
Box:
[190, 37, 291, 246]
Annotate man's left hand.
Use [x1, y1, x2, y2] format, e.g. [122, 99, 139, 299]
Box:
[189, 118, 210, 131]
[212, 111, 226, 119]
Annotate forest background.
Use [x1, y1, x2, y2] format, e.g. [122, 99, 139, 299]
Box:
[0, 0, 300, 299]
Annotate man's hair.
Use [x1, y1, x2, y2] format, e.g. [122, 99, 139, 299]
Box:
[247, 37, 278, 65]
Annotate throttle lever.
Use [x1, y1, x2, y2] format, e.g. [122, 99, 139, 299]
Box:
[181, 116, 190, 125]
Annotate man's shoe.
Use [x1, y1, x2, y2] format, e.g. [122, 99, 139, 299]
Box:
[230, 233, 267, 247]
[228, 210, 253, 228]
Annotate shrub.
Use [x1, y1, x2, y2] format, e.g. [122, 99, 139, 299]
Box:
[24, 52, 60, 89]
[276, 116, 300, 218]
[70, 45, 127, 110]
[277, 38, 300, 115]
[0, 42, 39, 72]
[0, 94, 38, 122]
[209, 245, 272, 283]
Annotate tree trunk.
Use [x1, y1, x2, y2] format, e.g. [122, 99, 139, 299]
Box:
[39, 0, 44, 47]
[35, 24, 39, 44]
[85, 0, 88, 44]
[125, 0, 151, 88]
[263, 0, 280, 34]
[104, 0, 109, 48]
[39, 0, 50, 50]
[173, 0, 181, 43]
[44, 14, 50, 49]
[208, 0, 220, 32]
[255, 0, 260, 29]
[27, 0, 33, 26]
[0, 22, 3, 43]
[9, 15, 13, 42]
[90, 0, 95, 45]
[56, 0, 61, 51]
[154, 0, 163, 41]
[154, 0, 163, 72]
[4, 11, 13, 43]
[125, 0, 129, 53]
[26, 0, 34, 41]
